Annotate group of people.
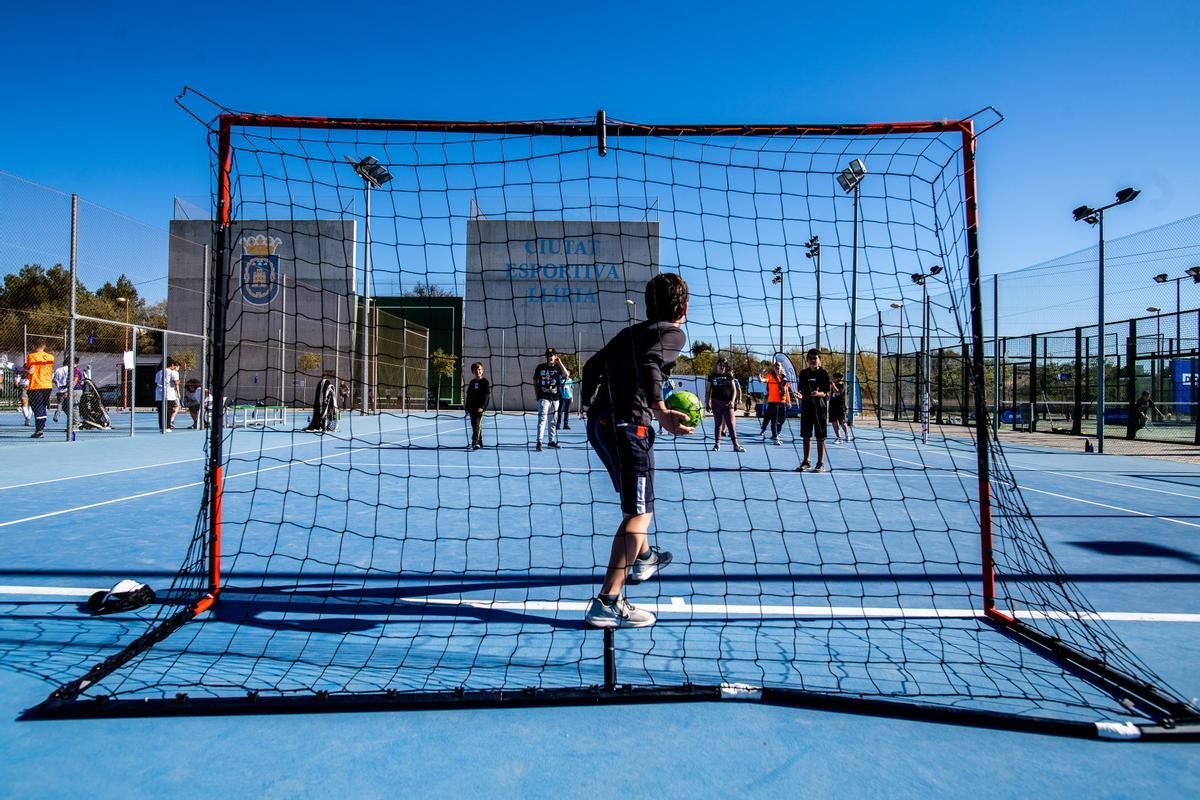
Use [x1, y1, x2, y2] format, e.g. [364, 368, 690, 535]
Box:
[12, 343, 208, 438]
[458, 273, 857, 630]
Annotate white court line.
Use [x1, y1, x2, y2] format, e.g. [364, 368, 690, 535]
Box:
[855, 443, 1200, 530]
[0, 422, 460, 529]
[0, 418, 441, 492]
[873, 438, 1200, 502]
[5, 585, 1196, 622]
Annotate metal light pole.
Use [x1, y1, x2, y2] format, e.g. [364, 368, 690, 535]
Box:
[347, 155, 394, 415]
[1074, 187, 1139, 453]
[771, 266, 784, 353]
[1152, 268, 1200, 354]
[117, 297, 129, 410]
[891, 302, 903, 421]
[992, 275, 1000, 435]
[911, 266, 942, 445]
[1148, 306, 1162, 401]
[838, 159, 867, 425]
[806, 236, 821, 350]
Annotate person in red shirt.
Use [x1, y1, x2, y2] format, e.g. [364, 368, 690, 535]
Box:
[24, 340, 55, 439]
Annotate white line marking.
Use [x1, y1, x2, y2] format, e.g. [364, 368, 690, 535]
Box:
[856, 446, 1200, 530]
[0, 422, 459, 529]
[0, 585, 102, 596]
[0, 418, 440, 492]
[4, 585, 1197, 622]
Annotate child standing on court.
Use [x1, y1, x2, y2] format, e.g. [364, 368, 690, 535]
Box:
[465, 362, 491, 450]
[532, 348, 568, 451]
[829, 371, 849, 444]
[581, 273, 694, 629]
[796, 349, 831, 472]
[705, 357, 745, 452]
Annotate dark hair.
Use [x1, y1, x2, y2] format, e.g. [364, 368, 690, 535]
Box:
[833, 372, 843, 379]
[715, 357, 728, 368]
[644, 273, 689, 322]
[33, 339, 46, 349]
[471, 362, 483, 371]
[806, 349, 820, 360]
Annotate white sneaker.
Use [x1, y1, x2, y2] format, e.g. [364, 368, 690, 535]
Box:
[628, 546, 672, 585]
[713, 442, 721, 451]
[733, 444, 746, 453]
[773, 436, 782, 446]
[584, 596, 656, 628]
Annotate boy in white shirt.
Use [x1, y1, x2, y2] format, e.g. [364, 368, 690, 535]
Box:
[155, 359, 182, 432]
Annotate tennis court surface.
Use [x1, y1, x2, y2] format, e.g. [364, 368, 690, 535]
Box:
[1, 413, 1197, 795]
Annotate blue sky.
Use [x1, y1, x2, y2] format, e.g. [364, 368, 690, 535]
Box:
[1, 0, 1197, 279]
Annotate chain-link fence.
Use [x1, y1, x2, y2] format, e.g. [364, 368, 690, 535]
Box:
[0, 170, 208, 443]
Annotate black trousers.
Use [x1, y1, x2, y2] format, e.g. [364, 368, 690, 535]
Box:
[468, 409, 484, 446]
[29, 388, 51, 433]
[557, 397, 573, 429]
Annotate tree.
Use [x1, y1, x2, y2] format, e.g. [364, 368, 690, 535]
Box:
[296, 351, 322, 374]
[403, 283, 456, 298]
[690, 341, 714, 358]
[430, 347, 457, 407]
[95, 275, 144, 313]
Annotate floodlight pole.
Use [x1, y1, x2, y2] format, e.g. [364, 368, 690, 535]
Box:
[807, 237, 822, 351]
[992, 275, 1000, 435]
[1074, 187, 1138, 453]
[922, 279, 931, 444]
[772, 266, 785, 353]
[360, 181, 372, 415]
[847, 183, 861, 426]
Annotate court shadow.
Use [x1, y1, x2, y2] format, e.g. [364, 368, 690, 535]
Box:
[1069, 540, 1200, 566]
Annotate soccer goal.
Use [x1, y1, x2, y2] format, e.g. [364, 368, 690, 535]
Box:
[29, 107, 1199, 739]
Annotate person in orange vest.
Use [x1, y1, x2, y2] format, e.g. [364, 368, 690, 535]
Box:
[24, 340, 55, 439]
[760, 360, 792, 445]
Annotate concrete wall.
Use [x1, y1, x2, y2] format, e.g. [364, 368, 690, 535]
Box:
[168, 220, 357, 406]
[463, 219, 659, 410]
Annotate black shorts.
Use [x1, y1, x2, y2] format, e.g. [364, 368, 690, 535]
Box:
[801, 403, 828, 440]
[587, 414, 655, 516]
[829, 400, 846, 423]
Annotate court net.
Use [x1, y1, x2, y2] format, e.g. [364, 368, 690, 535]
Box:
[30, 106, 1199, 738]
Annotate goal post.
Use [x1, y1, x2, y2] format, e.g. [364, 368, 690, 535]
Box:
[27, 108, 1200, 739]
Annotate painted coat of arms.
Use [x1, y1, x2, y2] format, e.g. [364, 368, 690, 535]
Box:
[239, 234, 283, 305]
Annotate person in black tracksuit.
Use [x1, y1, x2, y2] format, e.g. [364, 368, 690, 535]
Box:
[465, 362, 491, 450]
[580, 273, 694, 630]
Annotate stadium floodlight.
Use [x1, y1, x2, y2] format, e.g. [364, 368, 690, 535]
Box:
[1072, 186, 1139, 450]
[805, 236, 821, 349]
[1115, 187, 1140, 205]
[348, 155, 393, 188]
[345, 155, 393, 414]
[1153, 274, 1169, 283]
[837, 159, 867, 194]
[1188, 266, 1200, 282]
[839, 159, 867, 425]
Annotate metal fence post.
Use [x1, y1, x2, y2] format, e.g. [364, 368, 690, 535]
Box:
[67, 194, 78, 441]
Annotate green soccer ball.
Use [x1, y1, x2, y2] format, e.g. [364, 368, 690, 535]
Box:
[666, 390, 703, 430]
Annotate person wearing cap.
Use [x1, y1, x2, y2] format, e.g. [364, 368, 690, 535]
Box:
[532, 347, 569, 451]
